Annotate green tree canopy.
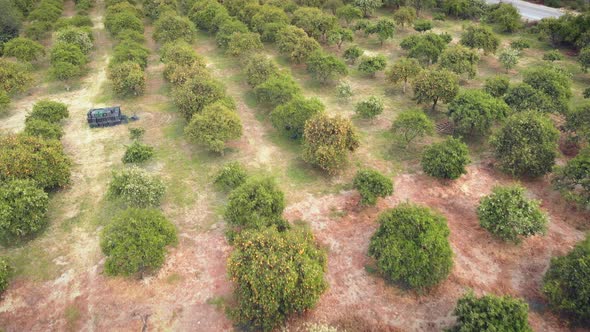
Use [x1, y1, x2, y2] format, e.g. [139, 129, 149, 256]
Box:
[353, 169, 393, 206]
[184, 101, 243, 153]
[439, 45, 480, 79]
[107, 167, 166, 208]
[358, 54, 387, 76]
[270, 96, 325, 140]
[412, 69, 459, 111]
[369, 203, 453, 289]
[385, 57, 421, 93]
[421, 137, 470, 180]
[0, 179, 49, 241]
[2, 37, 44, 62]
[306, 50, 348, 83]
[552, 147, 590, 210]
[460, 24, 500, 54]
[391, 109, 434, 146]
[448, 89, 511, 136]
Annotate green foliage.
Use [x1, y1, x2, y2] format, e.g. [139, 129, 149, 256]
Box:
[412, 69, 459, 111]
[122, 141, 155, 164]
[224, 177, 287, 230]
[490, 111, 559, 177]
[172, 76, 226, 120]
[55, 27, 93, 55]
[0, 135, 71, 190]
[154, 12, 196, 44]
[353, 0, 383, 17]
[450, 291, 532, 332]
[413, 19, 432, 32]
[552, 147, 590, 210]
[0, 90, 10, 116]
[326, 27, 353, 49]
[460, 25, 500, 54]
[107, 167, 165, 208]
[228, 226, 327, 331]
[0, 58, 33, 94]
[365, 18, 396, 45]
[566, 103, 590, 143]
[522, 65, 572, 114]
[488, 3, 521, 32]
[302, 114, 360, 174]
[306, 51, 348, 83]
[358, 54, 387, 76]
[353, 169, 393, 206]
[401, 32, 451, 64]
[160, 41, 200, 66]
[100, 208, 177, 277]
[448, 90, 511, 136]
[503, 83, 553, 113]
[0, 0, 21, 44]
[216, 19, 249, 47]
[579, 47, 590, 72]
[510, 39, 530, 50]
[336, 80, 353, 99]
[185, 101, 243, 153]
[336, 5, 362, 25]
[442, 0, 487, 19]
[253, 74, 301, 107]
[421, 137, 470, 180]
[24, 119, 64, 140]
[368, 203, 453, 289]
[484, 76, 510, 98]
[3, 37, 44, 62]
[385, 57, 421, 93]
[214, 161, 248, 191]
[105, 11, 143, 37]
[543, 50, 564, 62]
[542, 234, 590, 323]
[391, 109, 434, 146]
[440, 45, 480, 79]
[0, 179, 49, 240]
[26, 100, 69, 124]
[227, 32, 263, 57]
[355, 96, 384, 119]
[276, 25, 321, 64]
[112, 40, 149, 69]
[244, 54, 280, 88]
[292, 7, 337, 41]
[129, 127, 145, 140]
[270, 96, 325, 140]
[0, 256, 10, 293]
[343, 44, 363, 64]
[251, 5, 290, 35]
[393, 6, 416, 28]
[108, 61, 146, 97]
[50, 41, 87, 66]
[477, 185, 548, 243]
[498, 47, 520, 72]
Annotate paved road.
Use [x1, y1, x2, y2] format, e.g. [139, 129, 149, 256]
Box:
[486, 0, 564, 20]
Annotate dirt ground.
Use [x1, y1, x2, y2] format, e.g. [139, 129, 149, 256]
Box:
[0, 1, 589, 332]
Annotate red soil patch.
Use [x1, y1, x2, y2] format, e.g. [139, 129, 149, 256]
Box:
[284, 164, 588, 332]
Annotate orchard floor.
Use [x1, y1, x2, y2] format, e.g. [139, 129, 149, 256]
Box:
[0, 1, 589, 331]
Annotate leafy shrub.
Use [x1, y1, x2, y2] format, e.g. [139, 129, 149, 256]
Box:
[160, 41, 200, 66]
[108, 61, 146, 97]
[355, 96, 384, 119]
[542, 234, 590, 323]
[243, 54, 280, 88]
[460, 24, 500, 55]
[477, 185, 548, 243]
[172, 76, 226, 120]
[26, 100, 69, 124]
[153, 11, 196, 44]
[0, 135, 71, 190]
[24, 119, 64, 140]
[358, 54, 387, 77]
[306, 50, 348, 83]
[214, 162, 248, 191]
[386, 57, 421, 93]
[368, 203, 453, 289]
[129, 127, 145, 140]
[0, 91, 10, 116]
[100, 208, 177, 277]
[0, 58, 33, 94]
[421, 138, 470, 180]
[224, 177, 287, 231]
[488, 3, 521, 32]
[185, 102, 243, 153]
[552, 147, 590, 210]
[0, 257, 10, 293]
[55, 27, 93, 54]
[336, 81, 353, 99]
[448, 90, 511, 136]
[343, 45, 363, 64]
[412, 69, 459, 111]
[227, 32, 263, 57]
[302, 114, 360, 174]
[413, 19, 433, 32]
[216, 19, 249, 48]
[449, 291, 532, 332]
[484, 76, 510, 98]
[270, 96, 325, 140]
[111, 40, 149, 69]
[391, 109, 434, 146]
[3, 37, 45, 62]
[105, 11, 143, 37]
[253, 74, 301, 107]
[439, 45, 480, 79]
[228, 226, 327, 331]
[503, 83, 552, 113]
[50, 61, 82, 81]
[543, 50, 564, 61]
[522, 64, 572, 114]
[490, 111, 559, 177]
[353, 169, 393, 206]
[50, 41, 87, 67]
[107, 167, 165, 208]
[55, 15, 93, 29]
[0, 179, 49, 240]
[510, 38, 530, 50]
[122, 141, 155, 164]
[116, 29, 145, 43]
